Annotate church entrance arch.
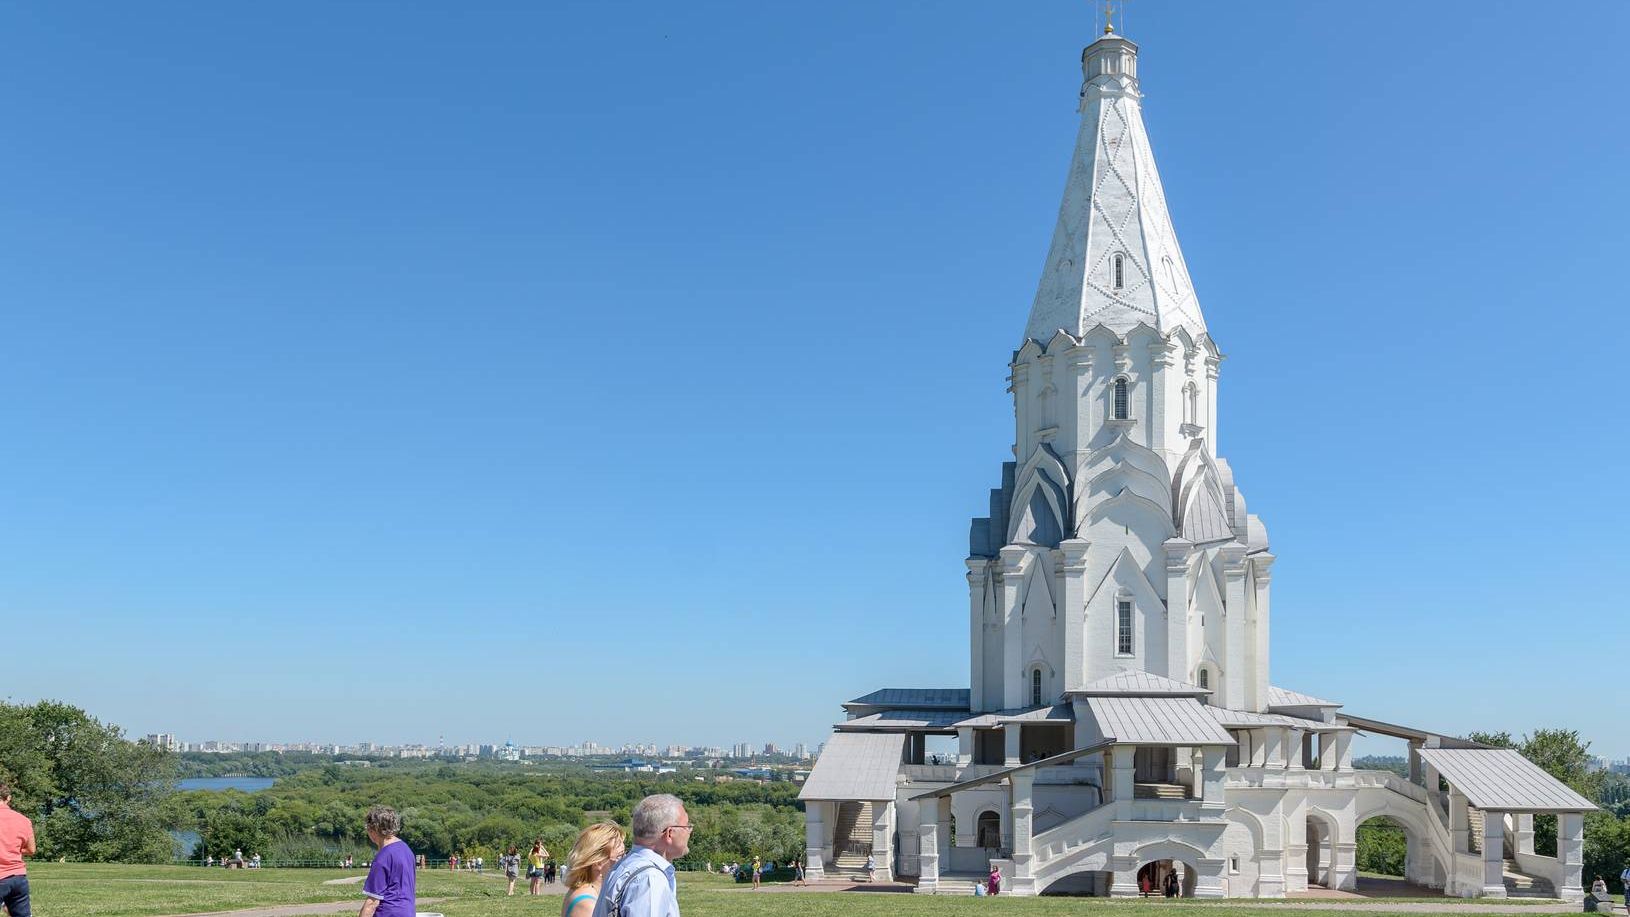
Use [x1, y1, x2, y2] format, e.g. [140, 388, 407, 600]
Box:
[976, 811, 1001, 850]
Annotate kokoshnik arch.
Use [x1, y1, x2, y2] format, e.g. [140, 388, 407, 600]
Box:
[796, 19, 1595, 900]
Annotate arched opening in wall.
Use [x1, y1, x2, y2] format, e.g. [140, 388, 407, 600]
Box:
[1354, 814, 1430, 895]
[1113, 376, 1130, 420]
[1039, 869, 1112, 896]
[1136, 859, 1198, 898]
[1183, 382, 1199, 426]
[1306, 814, 1338, 889]
[976, 811, 1001, 850]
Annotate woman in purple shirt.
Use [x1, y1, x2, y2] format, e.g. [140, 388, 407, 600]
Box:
[359, 806, 416, 917]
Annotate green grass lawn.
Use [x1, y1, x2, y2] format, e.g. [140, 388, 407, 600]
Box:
[20, 865, 1560, 917]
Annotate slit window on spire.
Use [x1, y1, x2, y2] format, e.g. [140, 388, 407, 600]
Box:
[1184, 382, 1198, 425]
[1113, 376, 1130, 420]
[1113, 253, 1126, 290]
[1031, 668, 1043, 707]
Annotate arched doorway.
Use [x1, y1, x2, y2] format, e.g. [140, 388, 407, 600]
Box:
[1355, 812, 1437, 893]
[1306, 811, 1338, 888]
[1135, 859, 1197, 898]
[976, 811, 1001, 850]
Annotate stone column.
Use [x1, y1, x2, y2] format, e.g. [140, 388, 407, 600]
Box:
[1285, 729, 1305, 770]
[1558, 812, 1585, 902]
[1318, 732, 1339, 772]
[1060, 539, 1090, 692]
[1004, 723, 1022, 767]
[1512, 813, 1534, 856]
[1333, 731, 1352, 771]
[1148, 339, 1175, 454]
[805, 801, 828, 881]
[1449, 790, 1470, 855]
[916, 801, 940, 892]
[1009, 770, 1036, 894]
[1200, 746, 1226, 811]
[874, 801, 896, 882]
[1109, 854, 1141, 897]
[1284, 797, 1309, 891]
[1205, 354, 1221, 453]
[1111, 746, 1136, 819]
[957, 727, 974, 767]
[1408, 740, 1424, 785]
[1480, 810, 1506, 897]
[1191, 746, 1205, 799]
[1263, 727, 1285, 769]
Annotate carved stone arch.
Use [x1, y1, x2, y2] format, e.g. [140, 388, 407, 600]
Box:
[1227, 805, 1269, 852]
[1044, 329, 1081, 355]
[1086, 462, 1169, 515]
[1015, 339, 1046, 364]
[1128, 838, 1212, 869]
[1167, 325, 1196, 353]
[1080, 324, 1122, 351]
[1306, 805, 1343, 847]
[1009, 446, 1071, 547]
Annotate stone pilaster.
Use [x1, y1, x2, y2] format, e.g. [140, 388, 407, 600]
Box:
[1009, 770, 1037, 894]
[1164, 538, 1193, 681]
[968, 559, 989, 711]
[804, 801, 827, 881]
[1059, 539, 1090, 692]
[1219, 545, 1248, 709]
[1248, 552, 1274, 712]
[999, 546, 1029, 710]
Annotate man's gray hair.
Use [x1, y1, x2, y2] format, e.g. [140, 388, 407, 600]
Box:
[366, 805, 401, 838]
[630, 793, 684, 842]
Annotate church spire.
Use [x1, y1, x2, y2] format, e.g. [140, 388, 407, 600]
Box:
[1024, 28, 1206, 343]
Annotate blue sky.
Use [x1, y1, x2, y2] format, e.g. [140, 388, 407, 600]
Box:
[2, 1, 1626, 758]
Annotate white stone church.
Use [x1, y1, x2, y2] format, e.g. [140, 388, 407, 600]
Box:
[798, 22, 1594, 900]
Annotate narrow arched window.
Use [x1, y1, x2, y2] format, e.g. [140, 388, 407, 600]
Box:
[1198, 668, 1209, 690]
[1184, 382, 1198, 425]
[1113, 253, 1125, 290]
[1163, 255, 1177, 291]
[1031, 669, 1043, 707]
[1116, 599, 1134, 655]
[1113, 376, 1130, 420]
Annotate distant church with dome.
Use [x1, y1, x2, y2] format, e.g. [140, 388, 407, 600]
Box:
[798, 17, 1594, 900]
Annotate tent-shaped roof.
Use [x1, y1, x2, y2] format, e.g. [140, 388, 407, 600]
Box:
[798, 732, 905, 801]
[1417, 748, 1597, 813]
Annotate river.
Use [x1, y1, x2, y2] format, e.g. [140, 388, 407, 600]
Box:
[176, 776, 276, 792]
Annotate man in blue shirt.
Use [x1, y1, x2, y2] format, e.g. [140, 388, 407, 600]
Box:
[592, 794, 690, 917]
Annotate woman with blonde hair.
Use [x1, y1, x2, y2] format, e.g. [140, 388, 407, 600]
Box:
[561, 823, 626, 917]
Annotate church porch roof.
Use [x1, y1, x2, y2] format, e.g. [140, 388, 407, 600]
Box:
[798, 732, 906, 802]
[1079, 695, 1235, 746]
[1416, 747, 1597, 813]
[843, 687, 971, 715]
[1066, 670, 1210, 697]
[1266, 685, 1342, 709]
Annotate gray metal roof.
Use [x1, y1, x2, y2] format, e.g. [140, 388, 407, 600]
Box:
[1417, 748, 1597, 813]
[1266, 685, 1342, 709]
[835, 709, 965, 731]
[1081, 695, 1236, 745]
[1068, 671, 1209, 697]
[1204, 706, 1341, 731]
[798, 732, 906, 801]
[843, 688, 971, 711]
[999, 704, 1075, 723]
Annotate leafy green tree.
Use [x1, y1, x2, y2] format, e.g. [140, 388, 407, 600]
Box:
[0, 700, 176, 862]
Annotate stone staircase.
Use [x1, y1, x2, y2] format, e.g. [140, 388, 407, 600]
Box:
[1134, 783, 1189, 800]
[830, 801, 874, 877]
[929, 874, 984, 895]
[1502, 860, 1556, 899]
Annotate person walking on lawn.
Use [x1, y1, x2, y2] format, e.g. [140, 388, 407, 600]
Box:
[592, 794, 690, 917]
[358, 806, 415, 917]
[0, 782, 36, 917]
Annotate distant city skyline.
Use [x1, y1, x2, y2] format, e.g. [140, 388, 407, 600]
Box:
[142, 731, 816, 761]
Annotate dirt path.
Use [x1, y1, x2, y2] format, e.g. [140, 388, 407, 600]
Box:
[165, 898, 446, 917]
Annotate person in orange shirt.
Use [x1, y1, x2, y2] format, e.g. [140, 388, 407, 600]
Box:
[0, 781, 36, 917]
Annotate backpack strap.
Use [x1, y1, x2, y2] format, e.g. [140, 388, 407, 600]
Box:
[607, 862, 666, 917]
